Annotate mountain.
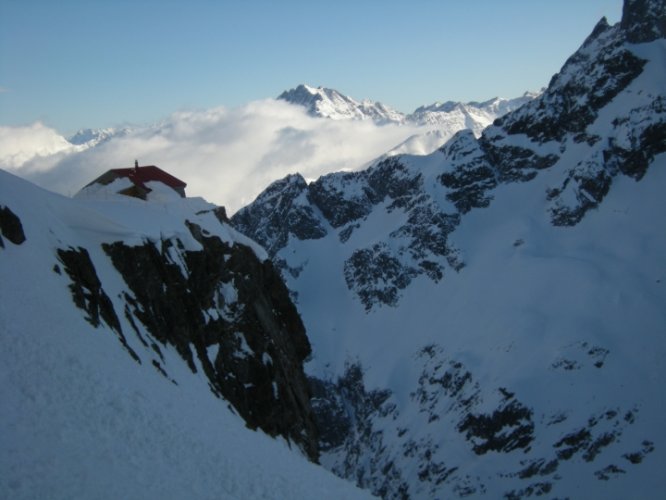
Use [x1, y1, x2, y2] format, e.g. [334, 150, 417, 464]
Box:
[408, 91, 541, 135]
[380, 92, 541, 158]
[232, 1, 666, 498]
[278, 85, 537, 132]
[68, 127, 129, 147]
[0, 170, 373, 499]
[278, 84, 407, 124]
[278, 84, 539, 157]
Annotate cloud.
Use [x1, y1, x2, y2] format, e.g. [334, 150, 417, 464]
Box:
[0, 87, 9, 93]
[0, 122, 77, 169]
[1, 99, 424, 213]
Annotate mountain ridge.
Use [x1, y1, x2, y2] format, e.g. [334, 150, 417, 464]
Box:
[278, 83, 539, 133]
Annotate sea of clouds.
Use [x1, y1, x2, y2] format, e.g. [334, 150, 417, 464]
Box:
[1, 100, 422, 214]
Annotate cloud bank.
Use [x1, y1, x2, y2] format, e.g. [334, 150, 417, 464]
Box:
[0, 122, 79, 169]
[2, 100, 422, 213]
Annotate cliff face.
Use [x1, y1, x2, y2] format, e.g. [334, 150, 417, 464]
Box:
[0, 172, 319, 461]
[621, 0, 666, 43]
[100, 226, 318, 459]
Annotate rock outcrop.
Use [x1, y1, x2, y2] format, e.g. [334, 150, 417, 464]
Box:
[0, 205, 26, 247]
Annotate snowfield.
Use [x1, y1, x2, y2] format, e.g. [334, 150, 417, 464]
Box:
[0, 170, 374, 500]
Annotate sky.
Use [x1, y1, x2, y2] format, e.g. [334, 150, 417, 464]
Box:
[0, 0, 623, 134]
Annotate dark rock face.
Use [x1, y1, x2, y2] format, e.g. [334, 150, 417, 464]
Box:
[0, 205, 26, 247]
[547, 154, 615, 226]
[102, 224, 318, 460]
[439, 130, 497, 213]
[548, 95, 666, 225]
[306, 171, 373, 229]
[479, 138, 559, 183]
[278, 85, 326, 117]
[308, 156, 424, 223]
[410, 344, 536, 462]
[56, 246, 141, 363]
[365, 157, 424, 207]
[53, 219, 319, 461]
[621, 0, 666, 43]
[233, 156, 464, 310]
[457, 400, 535, 455]
[309, 364, 408, 500]
[344, 243, 417, 310]
[495, 24, 646, 144]
[311, 344, 653, 499]
[232, 174, 327, 256]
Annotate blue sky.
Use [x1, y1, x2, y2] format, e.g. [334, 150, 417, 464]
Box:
[1, 0, 622, 134]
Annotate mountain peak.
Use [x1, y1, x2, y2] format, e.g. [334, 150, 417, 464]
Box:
[582, 17, 611, 47]
[279, 84, 538, 147]
[278, 84, 405, 124]
[621, 0, 666, 43]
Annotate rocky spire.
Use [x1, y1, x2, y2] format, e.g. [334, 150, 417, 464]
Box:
[621, 0, 666, 43]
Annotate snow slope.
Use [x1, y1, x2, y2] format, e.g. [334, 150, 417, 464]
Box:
[0, 170, 373, 500]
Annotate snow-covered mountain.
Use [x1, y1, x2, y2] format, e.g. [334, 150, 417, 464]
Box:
[278, 84, 407, 124]
[0, 170, 373, 499]
[233, 1, 666, 498]
[408, 91, 540, 135]
[278, 84, 539, 157]
[68, 127, 130, 147]
[278, 84, 537, 132]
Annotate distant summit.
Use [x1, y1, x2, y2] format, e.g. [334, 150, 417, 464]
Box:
[407, 91, 541, 135]
[67, 127, 128, 147]
[278, 84, 405, 124]
[278, 84, 539, 153]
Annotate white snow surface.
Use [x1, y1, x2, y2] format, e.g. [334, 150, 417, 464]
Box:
[0, 169, 373, 500]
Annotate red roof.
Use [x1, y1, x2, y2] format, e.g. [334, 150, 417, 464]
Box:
[111, 165, 187, 191]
